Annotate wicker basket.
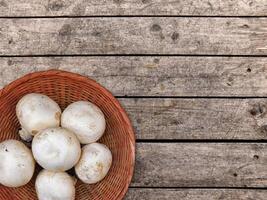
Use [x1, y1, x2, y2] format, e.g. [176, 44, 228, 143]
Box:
[0, 70, 135, 200]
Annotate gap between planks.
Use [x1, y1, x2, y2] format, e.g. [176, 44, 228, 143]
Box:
[0, 16, 267, 19]
[136, 140, 267, 143]
[128, 186, 267, 189]
[1, 55, 267, 57]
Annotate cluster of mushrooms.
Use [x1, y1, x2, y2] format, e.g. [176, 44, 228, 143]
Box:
[0, 93, 112, 200]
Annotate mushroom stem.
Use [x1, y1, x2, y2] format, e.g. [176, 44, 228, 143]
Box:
[19, 128, 33, 142]
[71, 176, 77, 185]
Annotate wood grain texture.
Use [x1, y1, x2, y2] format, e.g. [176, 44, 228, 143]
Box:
[0, 18, 266, 55]
[132, 143, 267, 187]
[0, 0, 266, 16]
[123, 98, 267, 140]
[125, 189, 267, 200]
[2, 58, 267, 140]
[1, 57, 267, 96]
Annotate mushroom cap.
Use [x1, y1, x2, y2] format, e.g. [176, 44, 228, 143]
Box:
[61, 101, 106, 144]
[0, 139, 35, 187]
[32, 127, 81, 171]
[75, 143, 112, 184]
[35, 170, 75, 200]
[16, 93, 61, 136]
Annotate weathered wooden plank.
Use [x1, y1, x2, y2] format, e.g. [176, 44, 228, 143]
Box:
[125, 189, 267, 200]
[1, 57, 267, 96]
[123, 98, 267, 140]
[0, 18, 266, 55]
[1, 57, 267, 139]
[0, 0, 266, 17]
[132, 143, 267, 187]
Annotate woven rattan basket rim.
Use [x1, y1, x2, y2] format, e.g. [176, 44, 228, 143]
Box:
[0, 69, 136, 200]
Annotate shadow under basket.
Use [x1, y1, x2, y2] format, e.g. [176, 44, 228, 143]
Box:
[0, 70, 135, 200]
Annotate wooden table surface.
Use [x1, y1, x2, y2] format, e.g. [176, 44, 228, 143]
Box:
[0, 1, 267, 199]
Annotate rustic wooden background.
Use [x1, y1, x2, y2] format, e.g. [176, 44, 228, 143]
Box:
[0, 0, 267, 199]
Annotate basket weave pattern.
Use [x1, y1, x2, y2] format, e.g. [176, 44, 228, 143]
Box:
[0, 70, 135, 200]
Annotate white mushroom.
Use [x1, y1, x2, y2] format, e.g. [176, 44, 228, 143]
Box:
[32, 127, 81, 171]
[0, 139, 35, 187]
[16, 93, 61, 140]
[61, 101, 106, 144]
[75, 143, 112, 184]
[35, 170, 75, 200]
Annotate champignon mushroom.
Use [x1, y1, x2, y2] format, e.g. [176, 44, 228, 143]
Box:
[75, 143, 112, 184]
[0, 139, 35, 187]
[32, 127, 81, 171]
[61, 101, 106, 144]
[16, 93, 61, 140]
[35, 170, 75, 200]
